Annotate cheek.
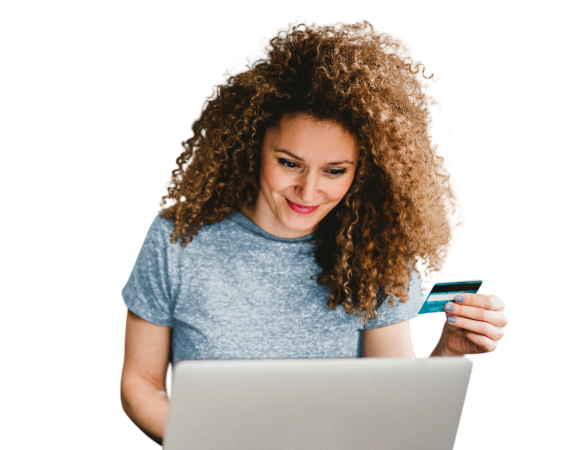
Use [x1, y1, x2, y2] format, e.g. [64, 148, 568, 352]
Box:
[260, 158, 291, 194]
[326, 177, 355, 201]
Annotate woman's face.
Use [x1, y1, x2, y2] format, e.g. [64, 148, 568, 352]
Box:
[247, 113, 358, 239]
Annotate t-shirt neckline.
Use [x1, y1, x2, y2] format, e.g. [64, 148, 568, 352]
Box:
[228, 210, 315, 243]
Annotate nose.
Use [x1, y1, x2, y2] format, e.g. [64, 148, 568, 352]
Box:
[296, 172, 320, 204]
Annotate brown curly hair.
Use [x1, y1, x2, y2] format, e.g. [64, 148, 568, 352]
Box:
[159, 21, 458, 322]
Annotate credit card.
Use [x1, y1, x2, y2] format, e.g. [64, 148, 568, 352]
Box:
[418, 280, 482, 314]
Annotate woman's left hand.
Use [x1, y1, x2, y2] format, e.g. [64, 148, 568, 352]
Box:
[433, 293, 508, 357]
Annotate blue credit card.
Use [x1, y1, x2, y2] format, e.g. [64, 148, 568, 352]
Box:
[418, 280, 482, 314]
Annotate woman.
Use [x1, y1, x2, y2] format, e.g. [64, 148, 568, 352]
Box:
[120, 22, 508, 445]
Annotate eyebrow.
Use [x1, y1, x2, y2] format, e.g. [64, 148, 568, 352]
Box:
[275, 149, 355, 165]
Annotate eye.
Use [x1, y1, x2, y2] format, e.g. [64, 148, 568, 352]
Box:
[278, 158, 299, 169]
[279, 158, 347, 178]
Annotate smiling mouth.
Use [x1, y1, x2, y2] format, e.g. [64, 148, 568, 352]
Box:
[285, 197, 320, 213]
[288, 200, 319, 209]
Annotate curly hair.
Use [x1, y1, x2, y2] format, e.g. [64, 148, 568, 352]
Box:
[159, 21, 458, 322]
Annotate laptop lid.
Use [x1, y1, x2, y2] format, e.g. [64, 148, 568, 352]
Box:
[164, 357, 472, 450]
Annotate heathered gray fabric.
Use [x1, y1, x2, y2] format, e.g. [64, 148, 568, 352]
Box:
[122, 210, 425, 365]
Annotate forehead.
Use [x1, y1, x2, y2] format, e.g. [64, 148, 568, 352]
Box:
[263, 114, 358, 161]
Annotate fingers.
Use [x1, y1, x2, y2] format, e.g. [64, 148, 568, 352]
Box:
[467, 293, 505, 311]
[451, 294, 508, 320]
[444, 303, 508, 328]
[445, 313, 505, 341]
[445, 294, 508, 342]
[460, 329, 498, 353]
[445, 314, 500, 340]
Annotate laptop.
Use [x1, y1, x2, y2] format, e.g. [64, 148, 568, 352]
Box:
[163, 357, 472, 450]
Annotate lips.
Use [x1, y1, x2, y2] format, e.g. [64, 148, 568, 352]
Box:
[286, 198, 320, 214]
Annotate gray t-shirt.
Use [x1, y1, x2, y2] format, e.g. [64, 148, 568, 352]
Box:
[122, 210, 424, 365]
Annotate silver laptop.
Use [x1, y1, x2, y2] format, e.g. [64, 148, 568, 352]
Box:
[163, 357, 472, 450]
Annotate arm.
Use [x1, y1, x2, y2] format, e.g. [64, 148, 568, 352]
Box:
[362, 319, 416, 358]
[121, 310, 171, 446]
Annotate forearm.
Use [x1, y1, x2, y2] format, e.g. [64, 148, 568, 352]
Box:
[121, 377, 170, 446]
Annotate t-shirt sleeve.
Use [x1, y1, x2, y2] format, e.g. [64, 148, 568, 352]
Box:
[363, 271, 426, 329]
[121, 215, 175, 326]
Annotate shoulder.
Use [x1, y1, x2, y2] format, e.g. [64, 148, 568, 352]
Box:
[150, 212, 227, 239]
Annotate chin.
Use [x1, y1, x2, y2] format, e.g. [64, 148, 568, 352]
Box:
[284, 209, 321, 231]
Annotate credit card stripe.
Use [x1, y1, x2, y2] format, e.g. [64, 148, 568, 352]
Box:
[430, 283, 481, 293]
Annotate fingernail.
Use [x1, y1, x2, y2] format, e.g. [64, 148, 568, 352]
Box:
[448, 316, 456, 323]
[455, 295, 464, 303]
[445, 303, 454, 311]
